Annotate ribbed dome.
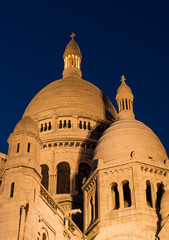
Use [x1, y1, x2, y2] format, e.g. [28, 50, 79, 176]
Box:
[94, 119, 168, 163]
[14, 116, 39, 136]
[160, 190, 169, 227]
[63, 38, 82, 59]
[23, 76, 117, 122]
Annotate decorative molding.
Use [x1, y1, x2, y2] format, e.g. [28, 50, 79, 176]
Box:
[104, 166, 132, 175]
[40, 185, 62, 215]
[42, 141, 96, 152]
[86, 176, 97, 192]
[141, 166, 167, 176]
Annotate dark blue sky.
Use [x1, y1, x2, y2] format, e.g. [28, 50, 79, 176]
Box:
[0, 0, 169, 156]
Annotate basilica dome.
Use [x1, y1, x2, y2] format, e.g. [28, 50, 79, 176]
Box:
[23, 76, 117, 122]
[23, 34, 117, 122]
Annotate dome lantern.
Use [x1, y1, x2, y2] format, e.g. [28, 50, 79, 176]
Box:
[116, 75, 135, 120]
[62, 33, 82, 77]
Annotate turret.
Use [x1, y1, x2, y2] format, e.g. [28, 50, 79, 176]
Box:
[7, 116, 41, 173]
[116, 75, 135, 120]
[62, 33, 82, 77]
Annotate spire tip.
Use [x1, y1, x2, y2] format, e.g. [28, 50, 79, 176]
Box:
[70, 32, 76, 39]
[121, 75, 126, 83]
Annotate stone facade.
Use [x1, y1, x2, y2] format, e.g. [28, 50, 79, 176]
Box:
[0, 34, 168, 239]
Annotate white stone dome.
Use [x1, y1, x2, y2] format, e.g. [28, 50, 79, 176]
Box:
[23, 76, 117, 122]
[160, 190, 169, 227]
[23, 34, 117, 122]
[94, 118, 168, 163]
[14, 116, 39, 137]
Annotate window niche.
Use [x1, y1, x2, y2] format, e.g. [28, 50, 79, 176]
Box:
[57, 162, 70, 194]
[42, 233, 47, 240]
[27, 142, 30, 153]
[79, 121, 82, 129]
[40, 122, 52, 132]
[95, 190, 98, 220]
[156, 182, 164, 211]
[40, 164, 49, 190]
[90, 197, 94, 223]
[10, 182, 15, 198]
[123, 180, 132, 208]
[17, 143, 20, 153]
[59, 120, 72, 129]
[111, 183, 120, 210]
[146, 180, 153, 207]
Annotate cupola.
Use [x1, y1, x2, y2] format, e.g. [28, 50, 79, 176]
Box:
[116, 75, 134, 120]
[62, 33, 82, 77]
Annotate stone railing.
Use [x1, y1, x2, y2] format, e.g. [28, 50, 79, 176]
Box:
[40, 185, 64, 220]
[40, 185, 86, 239]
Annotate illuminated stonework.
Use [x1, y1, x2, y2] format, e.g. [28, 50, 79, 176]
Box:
[0, 35, 168, 240]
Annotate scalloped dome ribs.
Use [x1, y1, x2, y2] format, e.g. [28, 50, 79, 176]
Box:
[94, 119, 168, 163]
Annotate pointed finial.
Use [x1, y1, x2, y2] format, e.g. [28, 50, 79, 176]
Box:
[70, 33, 76, 40]
[121, 75, 126, 83]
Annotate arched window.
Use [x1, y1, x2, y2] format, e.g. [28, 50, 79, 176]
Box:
[156, 182, 164, 210]
[17, 143, 20, 153]
[42, 233, 47, 240]
[79, 121, 82, 129]
[63, 120, 66, 128]
[57, 162, 70, 194]
[95, 190, 98, 220]
[59, 120, 62, 128]
[123, 180, 132, 208]
[78, 163, 91, 193]
[83, 121, 86, 129]
[146, 180, 153, 207]
[10, 182, 15, 198]
[48, 122, 51, 130]
[27, 143, 30, 152]
[111, 183, 120, 209]
[126, 99, 128, 110]
[40, 124, 43, 132]
[44, 123, 47, 131]
[122, 99, 125, 110]
[68, 55, 71, 67]
[41, 164, 49, 190]
[90, 197, 94, 223]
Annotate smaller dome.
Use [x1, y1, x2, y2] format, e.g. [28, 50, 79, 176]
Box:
[160, 190, 169, 227]
[94, 119, 168, 164]
[63, 34, 82, 59]
[14, 116, 39, 137]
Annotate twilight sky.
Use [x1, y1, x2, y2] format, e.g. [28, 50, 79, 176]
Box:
[0, 0, 169, 156]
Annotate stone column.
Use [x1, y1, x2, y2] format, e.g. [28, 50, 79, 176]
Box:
[151, 182, 156, 208]
[119, 182, 124, 209]
[72, 115, 78, 129]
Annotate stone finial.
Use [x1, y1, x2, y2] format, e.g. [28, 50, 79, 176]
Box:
[116, 75, 135, 120]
